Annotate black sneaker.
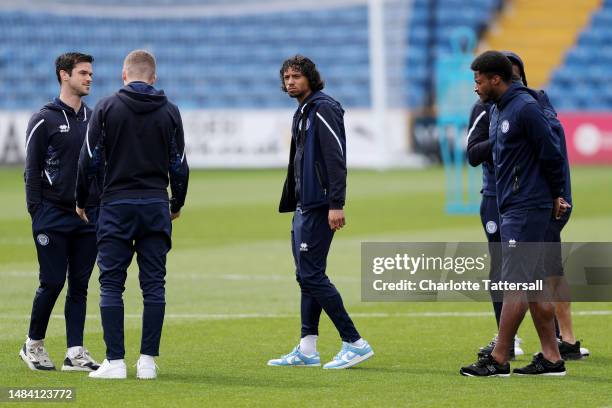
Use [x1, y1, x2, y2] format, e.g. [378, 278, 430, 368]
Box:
[477, 336, 515, 360]
[460, 354, 511, 377]
[513, 353, 566, 376]
[558, 338, 584, 361]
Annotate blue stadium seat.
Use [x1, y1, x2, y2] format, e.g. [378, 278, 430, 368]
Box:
[547, 1, 612, 111]
[0, 1, 500, 110]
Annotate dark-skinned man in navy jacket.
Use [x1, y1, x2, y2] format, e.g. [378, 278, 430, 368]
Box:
[461, 51, 570, 377]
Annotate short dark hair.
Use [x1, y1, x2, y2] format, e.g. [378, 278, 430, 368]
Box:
[55, 52, 93, 84]
[279, 55, 324, 93]
[470, 51, 512, 83]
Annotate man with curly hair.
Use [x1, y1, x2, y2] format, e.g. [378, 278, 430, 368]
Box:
[267, 55, 373, 369]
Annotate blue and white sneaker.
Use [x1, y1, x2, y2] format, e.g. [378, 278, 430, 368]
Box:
[323, 341, 374, 369]
[267, 346, 321, 367]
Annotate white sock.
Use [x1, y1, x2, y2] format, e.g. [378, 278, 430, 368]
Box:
[351, 338, 366, 348]
[108, 359, 125, 366]
[138, 354, 155, 365]
[67, 346, 82, 358]
[26, 337, 43, 347]
[299, 335, 318, 356]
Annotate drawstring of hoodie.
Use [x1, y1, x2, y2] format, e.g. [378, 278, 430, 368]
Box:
[60, 106, 88, 130]
[62, 110, 71, 132]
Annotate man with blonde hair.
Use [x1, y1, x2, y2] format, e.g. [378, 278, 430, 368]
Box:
[76, 49, 189, 380]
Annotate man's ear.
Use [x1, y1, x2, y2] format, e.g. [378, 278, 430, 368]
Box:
[60, 69, 70, 82]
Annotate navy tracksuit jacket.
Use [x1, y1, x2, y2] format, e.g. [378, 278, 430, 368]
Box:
[76, 81, 189, 359]
[279, 91, 359, 343]
[489, 83, 566, 282]
[24, 97, 101, 347]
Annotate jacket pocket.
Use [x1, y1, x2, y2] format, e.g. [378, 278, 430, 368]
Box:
[512, 165, 520, 193]
[43, 148, 60, 188]
[31, 201, 47, 229]
[314, 161, 327, 196]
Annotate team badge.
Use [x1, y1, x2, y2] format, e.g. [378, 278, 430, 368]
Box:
[501, 120, 510, 134]
[485, 221, 497, 234]
[37, 234, 49, 246]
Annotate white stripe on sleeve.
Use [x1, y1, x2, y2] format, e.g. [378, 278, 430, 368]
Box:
[316, 112, 344, 155]
[466, 110, 486, 142]
[25, 119, 45, 153]
[44, 170, 53, 185]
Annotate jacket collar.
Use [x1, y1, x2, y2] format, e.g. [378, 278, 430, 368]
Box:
[496, 82, 522, 110]
[296, 91, 323, 116]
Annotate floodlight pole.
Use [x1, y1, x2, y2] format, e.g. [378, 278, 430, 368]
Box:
[368, 0, 389, 169]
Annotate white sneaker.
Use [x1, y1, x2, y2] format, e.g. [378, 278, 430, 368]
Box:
[19, 338, 55, 371]
[514, 336, 525, 356]
[62, 347, 100, 372]
[88, 359, 127, 379]
[136, 356, 158, 379]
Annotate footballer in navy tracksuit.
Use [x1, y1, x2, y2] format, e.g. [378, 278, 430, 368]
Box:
[23, 95, 101, 370]
[76, 80, 189, 366]
[268, 55, 374, 369]
[279, 90, 361, 342]
[466, 99, 503, 324]
[270, 56, 372, 369]
[461, 51, 568, 377]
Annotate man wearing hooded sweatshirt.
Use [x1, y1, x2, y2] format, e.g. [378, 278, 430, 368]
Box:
[468, 51, 588, 361]
[466, 52, 530, 361]
[267, 56, 373, 369]
[76, 50, 189, 380]
[460, 51, 569, 377]
[21, 52, 101, 373]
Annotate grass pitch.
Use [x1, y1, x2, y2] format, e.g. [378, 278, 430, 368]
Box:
[0, 166, 611, 407]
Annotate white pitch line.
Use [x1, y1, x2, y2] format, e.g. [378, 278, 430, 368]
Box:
[0, 310, 610, 320]
[0, 271, 360, 283]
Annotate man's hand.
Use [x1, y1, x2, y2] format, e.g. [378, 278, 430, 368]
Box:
[553, 197, 571, 220]
[171, 211, 181, 221]
[328, 209, 345, 231]
[76, 206, 89, 223]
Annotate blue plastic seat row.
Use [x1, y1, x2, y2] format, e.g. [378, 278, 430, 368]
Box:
[545, 2, 612, 110]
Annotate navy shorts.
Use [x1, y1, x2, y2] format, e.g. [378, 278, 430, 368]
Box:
[500, 208, 551, 283]
[541, 210, 571, 277]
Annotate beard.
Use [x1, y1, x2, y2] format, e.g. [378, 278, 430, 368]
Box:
[71, 84, 90, 97]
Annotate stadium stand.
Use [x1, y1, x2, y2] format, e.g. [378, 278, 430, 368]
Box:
[406, 0, 501, 108]
[547, 0, 612, 111]
[0, 6, 370, 109]
[0, 0, 500, 110]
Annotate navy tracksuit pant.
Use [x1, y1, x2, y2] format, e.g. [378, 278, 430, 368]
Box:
[29, 201, 98, 347]
[96, 202, 171, 360]
[480, 195, 503, 326]
[291, 207, 360, 343]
